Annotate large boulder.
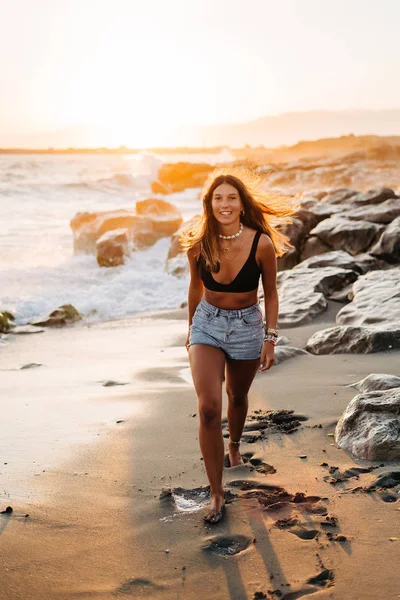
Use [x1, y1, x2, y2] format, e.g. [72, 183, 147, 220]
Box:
[300, 236, 332, 261]
[369, 216, 400, 263]
[30, 304, 82, 327]
[320, 189, 358, 205]
[96, 229, 130, 267]
[309, 216, 384, 256]
[277, 267, 358, 326]
[335, 388, 400, 461]
[136, 198, 183, 236]
[347, 187, 397, 207]
[71, 210, 144, 254]
[295, 250, 386, 275]
[336, 268, 400, 327]
[70, 200, 183, 256]
[349, 374, 400, 394]
[151, 162, 213, 194]
[167, 215, 201, 261]
[341, 198, 400, 224]
[306, 325, 400, 354]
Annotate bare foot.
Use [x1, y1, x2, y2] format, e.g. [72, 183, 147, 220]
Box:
[203, 493, 225, 524]
[228, 441, 243, 467]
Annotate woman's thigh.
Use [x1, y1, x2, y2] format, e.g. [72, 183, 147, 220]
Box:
[225, 357, 260, 398]
[189, 344, 226, 406]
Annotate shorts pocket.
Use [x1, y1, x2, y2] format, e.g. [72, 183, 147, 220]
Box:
[196, 306, 213, 320]
[242, 309, 263, 326]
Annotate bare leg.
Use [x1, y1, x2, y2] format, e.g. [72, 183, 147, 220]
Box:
[225, 357, 260, 466]
[189, 344, 226, 522]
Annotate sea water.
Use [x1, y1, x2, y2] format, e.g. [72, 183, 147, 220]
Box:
[0, 151, 232, 324]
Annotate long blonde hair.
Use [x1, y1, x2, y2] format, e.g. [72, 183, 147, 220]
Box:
[180, 166, 299, 272]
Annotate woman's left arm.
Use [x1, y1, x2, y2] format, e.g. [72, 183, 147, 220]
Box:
[258, 234, 279, 372]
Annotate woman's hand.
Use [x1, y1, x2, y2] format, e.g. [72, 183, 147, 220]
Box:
[259, 340, 275, 371]
[185, 333, 190, 352]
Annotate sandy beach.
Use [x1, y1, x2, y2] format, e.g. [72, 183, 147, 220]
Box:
[1, 301, 399, 600]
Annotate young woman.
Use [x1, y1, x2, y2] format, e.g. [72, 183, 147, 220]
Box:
[181, 168, 296, 524]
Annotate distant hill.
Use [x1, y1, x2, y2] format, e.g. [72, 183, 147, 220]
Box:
[191, 109, 400, 148]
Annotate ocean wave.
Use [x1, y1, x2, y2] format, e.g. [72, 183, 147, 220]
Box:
[0, 238, 189, 326]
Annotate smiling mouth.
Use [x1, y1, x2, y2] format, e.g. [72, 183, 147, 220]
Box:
[219, 211, 232, 215]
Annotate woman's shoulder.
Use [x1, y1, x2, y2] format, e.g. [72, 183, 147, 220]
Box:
[187, 242, 201, 262]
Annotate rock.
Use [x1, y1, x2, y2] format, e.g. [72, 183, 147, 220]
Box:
[328, 283, 354, 303]
[135, 198, 183, 237]
[167, 215, 201, 261]
[306, 325, 400, 354]
[274, 346, 311, 365]
[320, 189, 358, 205]
[96, 210, 140, 239]
[341, 198, 400, 224]
[277, 248, 298, 271]
[349, 374, 400, 393]
[278, 267, 358, 326]
[335, 388, 400, 461]
[295, 250, 386, 275]
[30, 304, 82, 327]
[307, 203, 348, 219]
[279, 217, 307, 248]
[151, 162, 213, 194]
[370, 216, 400, 263]
[309, 216, 384, 256]
[71, 201, 183, 255]
[96, 229, 130, 267]
[348, 187, 397, 207]
[300, 236, 332, 261]
[0, 312, 11, 333]
[70, 210, 140, 254]
[295, 207, 321, 234]
[336, 268, 400, 327]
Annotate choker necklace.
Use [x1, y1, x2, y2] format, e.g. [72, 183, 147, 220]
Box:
[218, 222, 243, 240]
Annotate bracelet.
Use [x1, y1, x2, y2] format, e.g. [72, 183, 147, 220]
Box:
[264, 337, 277, 346]
[265, 327, 279, 336]
[264, 332, 278, 343]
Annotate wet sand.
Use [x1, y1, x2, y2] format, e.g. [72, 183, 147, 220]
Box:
[1, 304, 399, 600]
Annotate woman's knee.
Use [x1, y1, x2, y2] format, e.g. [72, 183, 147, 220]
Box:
[198, 396, 221, 427]
[226, 389, 247, 408]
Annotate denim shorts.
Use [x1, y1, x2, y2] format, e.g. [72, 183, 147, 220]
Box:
[188, 298, 264, 360]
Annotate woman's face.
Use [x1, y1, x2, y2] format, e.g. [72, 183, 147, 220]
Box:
[211, 183, 243, 225]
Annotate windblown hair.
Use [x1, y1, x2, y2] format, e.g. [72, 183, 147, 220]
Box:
[180, 166, 299, 272]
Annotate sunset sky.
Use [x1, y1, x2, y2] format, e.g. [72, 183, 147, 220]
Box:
[1, 0, 399, 147]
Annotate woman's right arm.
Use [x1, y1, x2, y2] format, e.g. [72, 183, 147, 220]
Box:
[185, 246, 204, 348]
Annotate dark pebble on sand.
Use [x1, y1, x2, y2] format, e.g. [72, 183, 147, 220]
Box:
[253, 592, 267, 599]
[320, 462, 328, 467]
[334, 534, 347, 542]
[116, 420, 124, 424]
[1, 506, 13, 514]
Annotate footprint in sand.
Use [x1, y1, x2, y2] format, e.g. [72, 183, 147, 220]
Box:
[224, 450, 277, 475]
[202, 534, 254, 556]
[280, 568, 335, 599]
[115, 578, 164, 594]
[159, 486, 237, 514]
[223, 409, 308, 444]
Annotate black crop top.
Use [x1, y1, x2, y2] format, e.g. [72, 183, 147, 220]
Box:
[197, 230, 262, 293]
